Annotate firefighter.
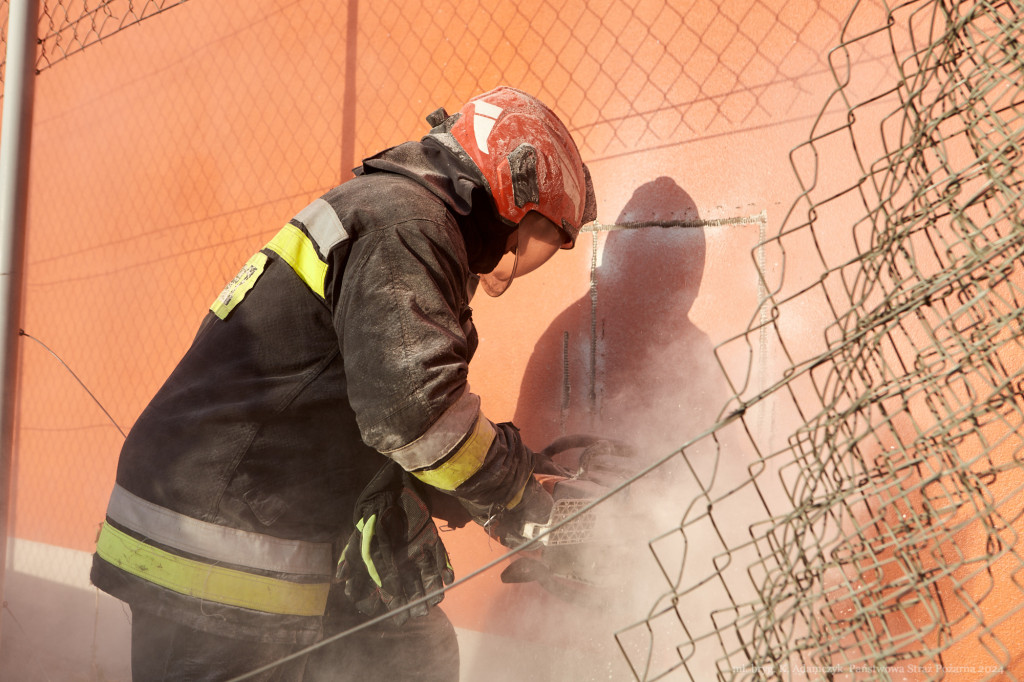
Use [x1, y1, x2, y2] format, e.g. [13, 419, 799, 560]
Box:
[91, 86, 597, 681]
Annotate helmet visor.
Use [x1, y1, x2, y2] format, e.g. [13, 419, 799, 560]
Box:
[479, 213, 564, 297]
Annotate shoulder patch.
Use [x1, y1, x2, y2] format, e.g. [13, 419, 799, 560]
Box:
[210, 251, 269, 320]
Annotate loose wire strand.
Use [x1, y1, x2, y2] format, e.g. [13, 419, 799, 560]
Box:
[19, 329, 127, 439]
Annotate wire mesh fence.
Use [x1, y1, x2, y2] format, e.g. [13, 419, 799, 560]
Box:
[38, 0, 190, 71]
[1, 0, 1022, 679]
[346, 0, 856, 167]
[613, 0, 1024, 679]
[1, 0, 194, 99]
[4, 0, 858, 586]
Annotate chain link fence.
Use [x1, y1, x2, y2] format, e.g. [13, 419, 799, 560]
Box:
[1, 1, 191, 98]
[39, 0, 190, 72]
[347, 0, 855, 166]
[613, 0, 1024, 679]
[1, 0, 1022, 679]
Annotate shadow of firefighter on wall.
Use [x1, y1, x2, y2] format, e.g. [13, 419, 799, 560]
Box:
[517, 175, 723, 456]
[462, 177, 729, 682]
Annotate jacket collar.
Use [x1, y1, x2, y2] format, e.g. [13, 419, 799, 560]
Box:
[357, 137, 513, 275]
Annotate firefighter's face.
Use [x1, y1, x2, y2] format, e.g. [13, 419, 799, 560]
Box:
[479, 212, 564, 297]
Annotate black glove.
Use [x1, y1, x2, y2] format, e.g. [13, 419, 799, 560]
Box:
[337, 461, 454, 625]
[461, 431, 636, 548]
[480, 475, 555, 548]
[452, 422, 555, 549]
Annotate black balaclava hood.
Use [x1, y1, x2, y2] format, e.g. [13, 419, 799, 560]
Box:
[357, 120, 514, 275]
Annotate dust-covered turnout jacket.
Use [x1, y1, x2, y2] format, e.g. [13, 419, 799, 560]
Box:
[91, 139, 536, 644]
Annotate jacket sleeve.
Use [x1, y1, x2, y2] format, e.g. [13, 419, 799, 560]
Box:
[335, 212, 535, 511]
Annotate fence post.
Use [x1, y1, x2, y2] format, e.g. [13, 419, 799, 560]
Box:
[339, 0, 358, 179]
[0, 0, 39, 640]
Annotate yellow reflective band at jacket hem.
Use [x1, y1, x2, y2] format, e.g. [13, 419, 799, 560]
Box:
[105, 484, 334, 577]
[411, 413, 496, 491]
[265, 224, 328, 298]
[95, 523, 329, 617]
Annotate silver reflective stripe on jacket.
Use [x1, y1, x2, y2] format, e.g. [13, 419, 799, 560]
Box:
[385, 388, 482, 471]
[263, 198, 350, 300]
[294, 198, 348, 257]
[385, 388, 499, 492]
[105, 484, 334, 577]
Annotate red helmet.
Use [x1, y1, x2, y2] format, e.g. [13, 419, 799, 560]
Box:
[444, 87, 595, 248]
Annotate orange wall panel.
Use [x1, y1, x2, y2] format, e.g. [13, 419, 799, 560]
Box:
[10, 1, 1022, 676]
[14, 0, 859, 618]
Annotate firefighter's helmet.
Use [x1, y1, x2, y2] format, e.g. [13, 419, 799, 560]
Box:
[442, 86, 596, 247]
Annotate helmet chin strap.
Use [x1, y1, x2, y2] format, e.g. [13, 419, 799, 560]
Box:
[479, 243, 519, 297]
[505, 249, 520, 290]
[479, 213, 564, 297]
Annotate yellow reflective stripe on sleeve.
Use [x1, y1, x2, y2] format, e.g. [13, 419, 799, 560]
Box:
[386, 390, 481, 471]
[265, 224, 328, 298]
[95, 522, 329, 617]
[411, 414, 497, 491]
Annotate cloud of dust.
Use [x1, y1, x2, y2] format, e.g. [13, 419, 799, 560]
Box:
[456, 178, 784, 681]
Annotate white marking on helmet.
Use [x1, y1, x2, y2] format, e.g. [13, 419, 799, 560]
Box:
[473, 101, 503, 155]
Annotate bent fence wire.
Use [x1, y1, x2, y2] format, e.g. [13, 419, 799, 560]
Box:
[1, 0, 1022, 679]
[0, 0, 192, 89]
[37, 0, 193, 70]
[614, 0, 1024, 679]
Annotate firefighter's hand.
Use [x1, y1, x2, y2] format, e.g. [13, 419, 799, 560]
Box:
[337, 462, 454, 625]
[461, 475, 555, 549]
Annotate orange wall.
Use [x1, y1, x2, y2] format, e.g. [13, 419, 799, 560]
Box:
[10, 0, 1023, 674]
[10, 0, 860, 626]
[15, 0, 853, 563]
